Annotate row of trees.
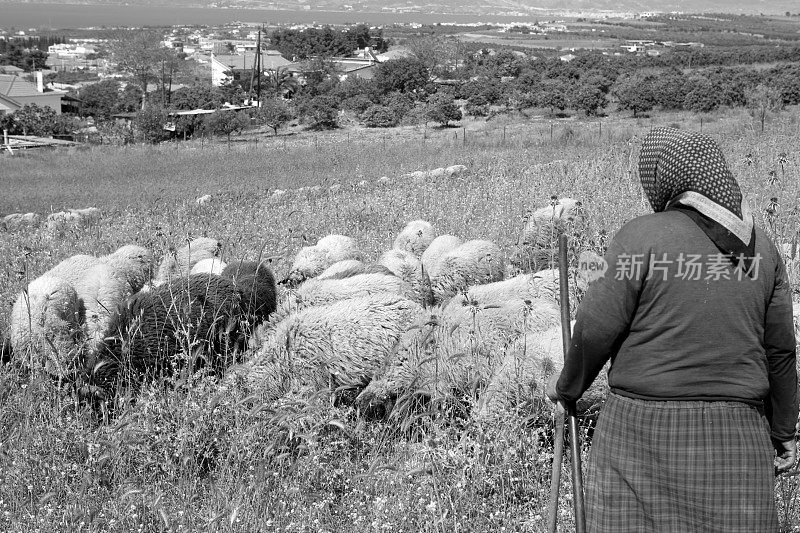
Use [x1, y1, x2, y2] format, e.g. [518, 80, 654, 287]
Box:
[270, 24, 389, 60]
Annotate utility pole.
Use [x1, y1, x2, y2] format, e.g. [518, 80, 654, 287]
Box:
[256, 26, 262, 107]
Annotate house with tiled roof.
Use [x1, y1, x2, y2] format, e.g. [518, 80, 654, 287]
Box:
[0, 74, 66, 114]
[0, 65, 24, 75]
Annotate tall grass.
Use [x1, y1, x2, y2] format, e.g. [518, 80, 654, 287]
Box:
[0, 107, 799, 532]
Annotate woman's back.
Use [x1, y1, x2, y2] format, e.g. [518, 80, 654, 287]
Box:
[605, 209, 788, 402]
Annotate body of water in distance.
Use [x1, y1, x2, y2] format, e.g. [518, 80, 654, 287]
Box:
[1, 2, 539, 29]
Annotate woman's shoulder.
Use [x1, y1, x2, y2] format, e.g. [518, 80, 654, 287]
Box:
[614, 211, 693, 244]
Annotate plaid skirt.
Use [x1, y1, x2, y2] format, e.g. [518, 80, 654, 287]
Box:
[587, 392, 777, 533]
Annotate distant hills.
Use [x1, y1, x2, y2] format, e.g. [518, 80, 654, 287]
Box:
[1, 0, 798, 16]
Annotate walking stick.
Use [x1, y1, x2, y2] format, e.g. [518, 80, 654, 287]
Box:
[547, 400, 565, 533]
[548, 234, 586, 533]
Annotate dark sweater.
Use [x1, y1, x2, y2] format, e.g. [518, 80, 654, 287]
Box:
[556, 210, 798, 441]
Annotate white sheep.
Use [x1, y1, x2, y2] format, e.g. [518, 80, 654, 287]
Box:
[279, 272, 416, 319]
[432, 167, 450, 179]
[429, 239, 505, 305]
[154, 237, 222, 286]
[446, 165, 467, 177]
[393, 219, 435, 257]
[251, 293, 424, 395]
[512, 197, 585, 272]
[285, 235, 362, 285]
[44, 208, 101, 235]
[10, 275, 83, 378]
[271, 189, 287, 199]
[190, 257, 228, 275]
[46, 254, 101, 284]
[195, 194, 212, 206]
[2, 212, 41, 232]
[100, 244, 153, 295]
[377, 176, 391, 186]
[72, 263, 129, 355]
[476, 325, 608, 419]
[357, 297, 560, 411]
[421, 234, 463, 275]
[378, 248, 433, 306]
[316, 260, 366, 280]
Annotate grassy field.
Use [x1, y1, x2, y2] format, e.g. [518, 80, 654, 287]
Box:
[1, 107, 799, 532]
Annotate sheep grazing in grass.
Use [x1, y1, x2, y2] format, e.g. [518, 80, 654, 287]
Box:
[356, 297, 560, 414]
[476, 325, 608, 420]
[511, 197, 585, 273]
[378, 249, 434, 306]
[446, 165, 468, 177]
[100, 245, 153, 295]
[10, 276, 83, 378]
[421, 234, 463, 275]
[45, 208, 101, 235]
[447, 271, 569, 308]
[393, 220, 435, 257]
[316, 260, 393, 280]
[221, 260, 277, 328]
[195, 194, 212, 206]
[46, 254, 100, 284]
[90, 273, 242, 396]
[190, 258, 228, 276]
[284, 234, 362, 286]
[246, 293, 424, 396]
[2, 212, 41, 232]
[429, 239, 505, 305]
[71, 263, 130, 356]
[154, 237, 222, 286]
[47, 255, 129, 355]
[316, 260, 365, 279]
[281, 272, 416, 316]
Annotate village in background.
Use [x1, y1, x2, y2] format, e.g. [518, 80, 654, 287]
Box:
[0, 9, 799, 150]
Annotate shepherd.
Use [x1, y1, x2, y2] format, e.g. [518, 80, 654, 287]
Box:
[547, 127, 797, 532]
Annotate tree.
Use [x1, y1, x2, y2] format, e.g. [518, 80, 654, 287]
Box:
[537, 80, 569, 116]
[296, 94, 339, 129]
[5, 104, 58, 136]
[255, 98, 293, 136]
[203, 110, 251, 143]
[361, 105, 397, 127]
[425, 93, 461, 127]
[264, 66, 298, 98]
[171, 84, 225, 110]
[745, 84, 784, 133]
[134, 105, 170, 144]
[78, 79, 122, 119]
[613, 74, 657, 117]
[683, 78, 723, 113]
[374, 58, 430, 95]
[569, 83, 607, 116]
[112, 31, 181, 109]
[0, 41, 47, 71]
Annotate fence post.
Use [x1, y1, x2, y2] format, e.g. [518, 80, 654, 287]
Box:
[463, 127, 466, 147]
[550, 123, 554, 142]
[598, 121, 602, 139]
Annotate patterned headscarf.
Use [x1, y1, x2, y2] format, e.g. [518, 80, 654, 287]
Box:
[639, 127, 755, 264]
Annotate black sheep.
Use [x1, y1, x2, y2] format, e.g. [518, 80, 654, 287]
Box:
[221, 260, 277, 327]
[90, 273, 242, 394]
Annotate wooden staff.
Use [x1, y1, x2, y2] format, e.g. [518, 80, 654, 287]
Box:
[549, 234, 586, 533]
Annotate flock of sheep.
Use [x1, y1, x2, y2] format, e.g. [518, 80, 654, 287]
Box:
[13, 191, 800, 422]
[3, 194, 613, 422]
[2, 207, 101, 234]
